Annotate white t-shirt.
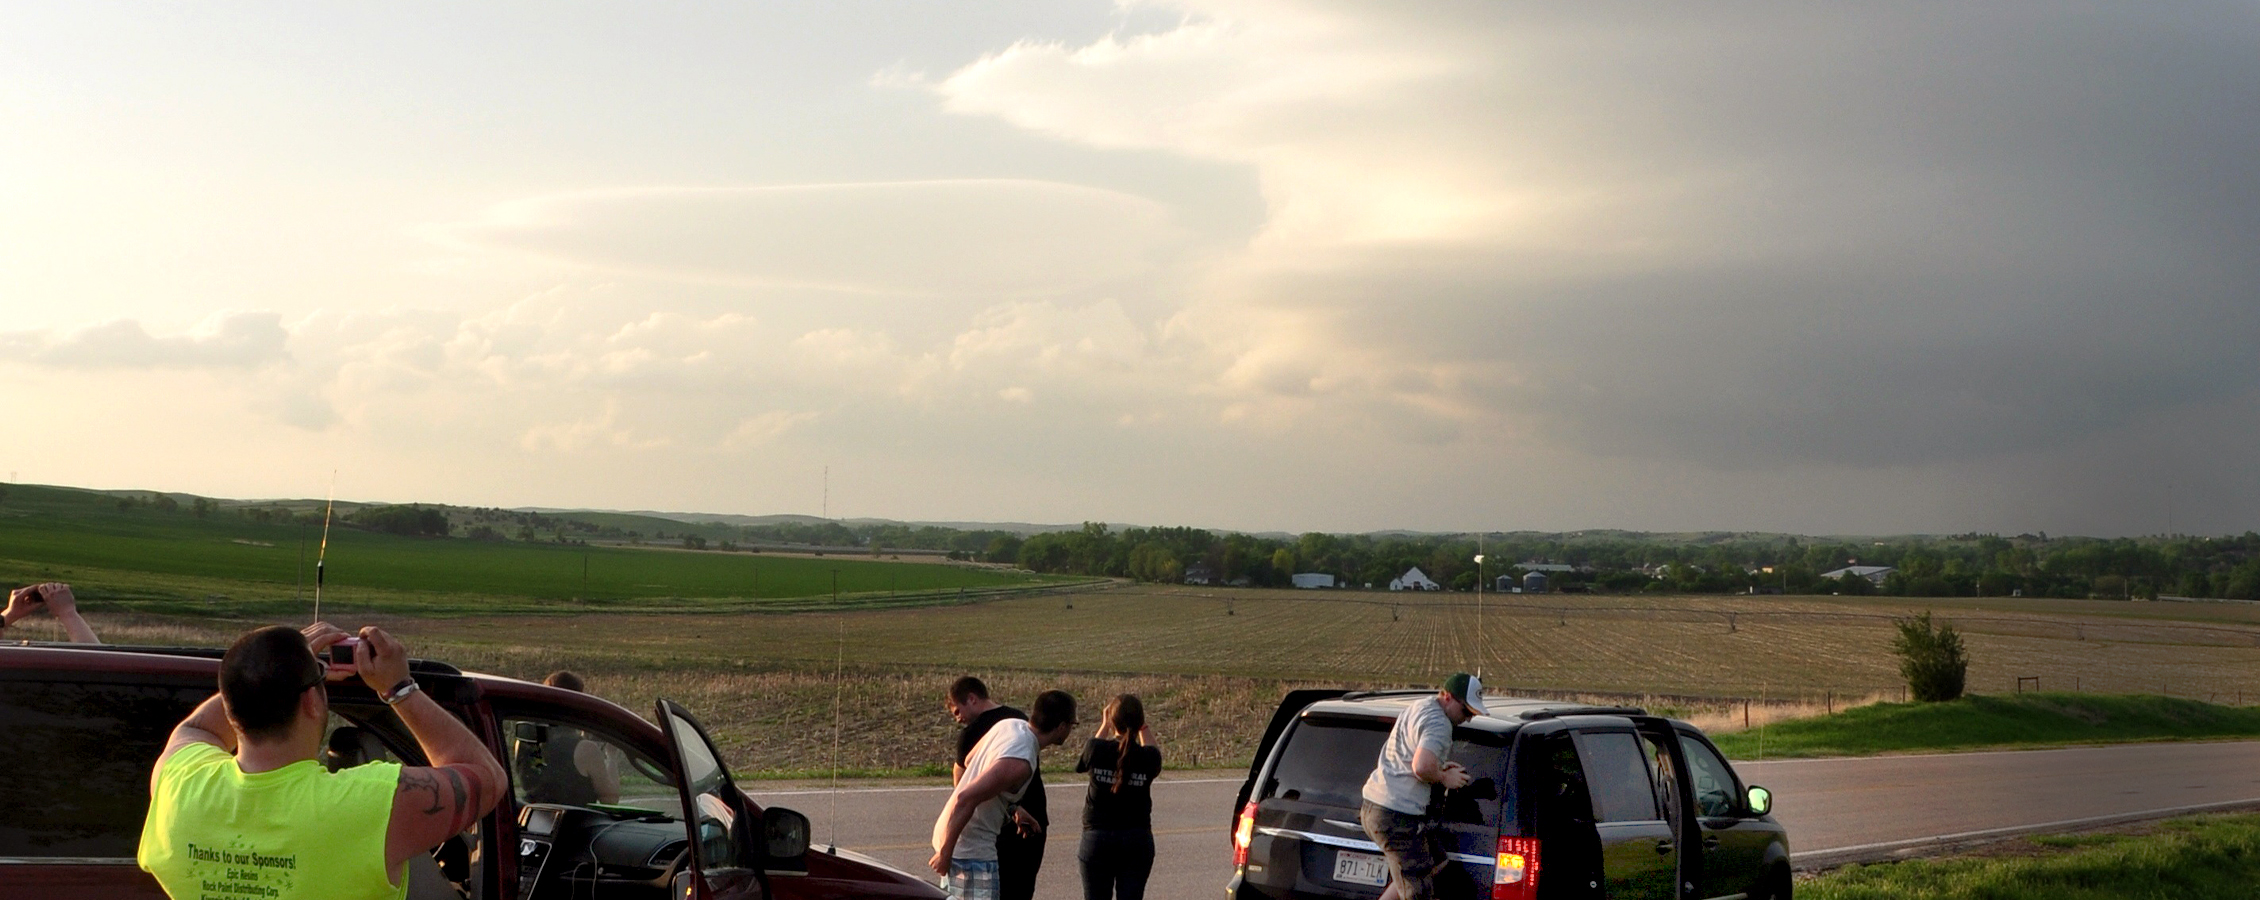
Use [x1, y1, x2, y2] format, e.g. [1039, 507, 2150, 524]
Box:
[1361, 695, 1454, 815]
[933, 717, 1039, 861]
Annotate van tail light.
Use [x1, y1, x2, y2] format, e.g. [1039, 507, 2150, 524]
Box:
[1232, 802, 1259, 867]
[1492, 836, 1541, 900]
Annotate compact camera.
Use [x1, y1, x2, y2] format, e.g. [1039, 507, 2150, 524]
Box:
[328, 636, 362, 668]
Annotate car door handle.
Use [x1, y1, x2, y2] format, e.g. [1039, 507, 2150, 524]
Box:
[1654, 840, 1674, 854]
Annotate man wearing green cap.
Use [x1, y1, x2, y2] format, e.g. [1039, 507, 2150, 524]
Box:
[1359, 672, 1487, 900]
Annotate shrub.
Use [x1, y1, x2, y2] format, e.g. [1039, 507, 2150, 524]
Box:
[1892, 611, 1968, 702]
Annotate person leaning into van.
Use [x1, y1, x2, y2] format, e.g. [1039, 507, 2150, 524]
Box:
[1076, 693, 1162, 900]
[137, 622, 507, 900]
[1360, 673, 1485, 900]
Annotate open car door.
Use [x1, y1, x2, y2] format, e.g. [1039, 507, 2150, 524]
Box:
[658, 699, 765, 900]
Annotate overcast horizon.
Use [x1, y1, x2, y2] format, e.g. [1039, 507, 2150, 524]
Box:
[4, 3, 2256, 538]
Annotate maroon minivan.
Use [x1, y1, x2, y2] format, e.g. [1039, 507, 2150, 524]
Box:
[0, 641, 943, 900]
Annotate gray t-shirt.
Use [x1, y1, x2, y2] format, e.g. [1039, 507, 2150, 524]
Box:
[1361, 696, 1454, 815]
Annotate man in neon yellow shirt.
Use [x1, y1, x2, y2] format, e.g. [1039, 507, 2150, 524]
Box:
[138, 622, 507, 900]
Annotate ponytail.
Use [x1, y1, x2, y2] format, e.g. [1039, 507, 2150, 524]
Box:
[1106, 694, 1144, 793]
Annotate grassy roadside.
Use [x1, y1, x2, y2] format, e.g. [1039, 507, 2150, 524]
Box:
[1803, 814, 2260, 899]
[1710, 692, 2260, 759]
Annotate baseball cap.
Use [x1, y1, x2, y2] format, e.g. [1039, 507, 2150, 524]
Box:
[1444, 672, 1488, 717]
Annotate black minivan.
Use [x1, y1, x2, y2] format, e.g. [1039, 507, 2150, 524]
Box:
[1228, 690, 1790, 900]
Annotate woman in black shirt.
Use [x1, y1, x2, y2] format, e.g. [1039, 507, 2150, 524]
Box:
[1075, 693, 1162, 900]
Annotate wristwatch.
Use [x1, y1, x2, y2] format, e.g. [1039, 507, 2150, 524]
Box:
[380, 678, 421, 705]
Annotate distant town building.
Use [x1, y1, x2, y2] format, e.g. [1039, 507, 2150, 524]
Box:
[1389, 567, 1441, 591]
[1291, 573, 1337, 589]
[1821, 565, 1894, 586]
[1183, 562, 1216, 585]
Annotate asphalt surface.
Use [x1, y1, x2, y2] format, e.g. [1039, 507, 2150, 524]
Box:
[749, 740, 2260, 899]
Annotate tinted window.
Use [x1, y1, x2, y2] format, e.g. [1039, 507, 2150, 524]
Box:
[1268, 717, 1388, 808]
[1572, 731, 1660, 823]
[504, 715, 676, 815]
[0, 678, 207, 858]
[1641, 733, 1680, 827]
[1677, 735, 1741, 818]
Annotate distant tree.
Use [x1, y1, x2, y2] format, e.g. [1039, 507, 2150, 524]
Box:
[351, 504, 449, 537]
[984, 535, 1024, 565]
[1271, 548, 1296, 579]
[191, 497, 215, 519]
[151, 494, 179, 513]
[683, 535, 707, 550]
[1892, 611, 1968, 702]
[1128, 542, 1181, 583]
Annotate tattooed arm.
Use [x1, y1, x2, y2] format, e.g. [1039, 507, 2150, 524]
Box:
[354, 626, 505, 875]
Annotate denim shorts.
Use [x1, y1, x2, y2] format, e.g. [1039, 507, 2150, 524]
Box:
[944, 857, 1001, 900]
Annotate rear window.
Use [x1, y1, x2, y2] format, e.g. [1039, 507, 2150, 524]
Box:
[0, 677, 208, 859]
[1268, 717, 1389, 808]
[1267, 714, 1512, 821]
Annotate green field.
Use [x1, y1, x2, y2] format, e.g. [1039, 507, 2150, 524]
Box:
[1709, 693, 2260, 759]
[0, 483, 1079, 616]
[1805, 814, 2260, 899]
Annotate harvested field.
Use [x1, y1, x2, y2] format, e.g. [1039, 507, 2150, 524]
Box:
[42, 584, 2260, 776]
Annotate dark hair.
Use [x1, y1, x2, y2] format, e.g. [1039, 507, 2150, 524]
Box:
[220, 625, 321, 743]
[544, 670, 586, 693]
[1030, 689, 1076, 734]
[949, 676, 990, 704]
[1105, 694, 1145, 793]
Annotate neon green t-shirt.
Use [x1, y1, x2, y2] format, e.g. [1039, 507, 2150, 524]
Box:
[138, 741, 408, 900]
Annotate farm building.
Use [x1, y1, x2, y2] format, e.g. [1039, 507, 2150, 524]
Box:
[1389, 567, 1441, 591]
[1291, 573, 1336, 589]
[1183, 562, 1216, 585]
[1820, 565, 1894, 586]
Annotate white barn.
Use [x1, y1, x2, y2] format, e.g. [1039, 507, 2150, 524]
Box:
[1389, 567, 1442, 591]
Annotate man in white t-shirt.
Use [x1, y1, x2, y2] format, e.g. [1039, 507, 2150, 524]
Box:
[1359, 673, 1485, 900]
[930, 690, 1077, 900]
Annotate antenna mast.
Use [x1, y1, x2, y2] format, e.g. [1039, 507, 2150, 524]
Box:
[314, 472, 335, 621]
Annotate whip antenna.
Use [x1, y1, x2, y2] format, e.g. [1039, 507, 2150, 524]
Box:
[314, 472, 335, 621]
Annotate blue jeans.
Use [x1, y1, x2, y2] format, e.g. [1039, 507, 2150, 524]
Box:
[1077, 829, 1154, 900]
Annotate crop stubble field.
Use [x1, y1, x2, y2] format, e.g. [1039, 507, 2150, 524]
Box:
[34, 584, 2260, 777]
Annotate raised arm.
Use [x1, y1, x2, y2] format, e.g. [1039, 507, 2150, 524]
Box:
[4, 583, 100, 644]
[150, 694, 237, 795]
[350, 626, 507, 871]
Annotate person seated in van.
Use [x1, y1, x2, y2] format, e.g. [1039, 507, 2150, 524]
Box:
[1360, 673, 1484, 900]
[2, 581, 100, 643]
[513, 670, 622, 806]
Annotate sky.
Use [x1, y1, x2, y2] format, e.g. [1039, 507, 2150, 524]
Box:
[3, 1, 2257, 537]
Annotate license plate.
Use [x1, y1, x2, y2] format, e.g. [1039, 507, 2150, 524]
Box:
[1332, 849, 1389, 887]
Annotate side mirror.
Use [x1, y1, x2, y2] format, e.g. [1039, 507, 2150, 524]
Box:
[514, 721, 549, 743]
[763, 807, 811, 860]
[1745, 785, 1772, 817]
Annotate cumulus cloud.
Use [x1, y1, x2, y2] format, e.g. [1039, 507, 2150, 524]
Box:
[3, 311, 291, 369]
[934, 0, 2260, 474]
[428, 180, 1185, 296]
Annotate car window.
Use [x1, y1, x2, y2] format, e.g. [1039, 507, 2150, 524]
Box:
[1267, 716, 1389, 808]
[503, 714, 677, 815]
[0, 677, 208, 859]
[1640, 733, 1681, 827]
[1571, 731, 1661, 824]
[1677, 735, 1741, 818]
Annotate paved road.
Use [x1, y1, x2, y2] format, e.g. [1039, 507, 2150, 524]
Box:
[750, 741, 2260, 899]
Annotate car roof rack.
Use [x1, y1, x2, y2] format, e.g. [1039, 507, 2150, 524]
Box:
[1339, 688, 1439, 701]
[12, 642, 464, 676]
[1517, 706, 1648, 721]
